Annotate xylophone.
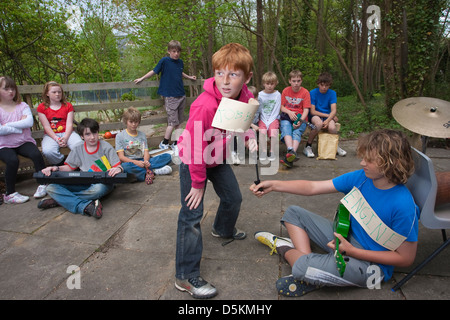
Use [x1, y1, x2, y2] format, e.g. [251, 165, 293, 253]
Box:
[33, 171, 136, 185]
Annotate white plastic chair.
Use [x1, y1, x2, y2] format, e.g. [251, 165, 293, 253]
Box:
[392, 148, 450, 291]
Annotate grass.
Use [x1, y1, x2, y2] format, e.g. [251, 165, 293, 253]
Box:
[338, 94, 405, 139]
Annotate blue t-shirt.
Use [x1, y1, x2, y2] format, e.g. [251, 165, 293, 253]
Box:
[310, 88, 337, 114]
[332, 169, 419, 280]
[153, 56, 185, 97]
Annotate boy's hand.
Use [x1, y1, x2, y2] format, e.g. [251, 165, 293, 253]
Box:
[185, 187, 205, 210]
[133, 78, 143, 84]
[250, 181, 272, 197]
[41, 166, 56, 176]
[108, 167, 123, 177]
[134, 160, 146, 168]
[246, 138, 258, 153]
[327, 232, 354, 255]
[288, 110, 297, 122]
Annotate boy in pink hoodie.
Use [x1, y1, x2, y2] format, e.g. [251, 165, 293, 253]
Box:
[175, 43, 256, 299]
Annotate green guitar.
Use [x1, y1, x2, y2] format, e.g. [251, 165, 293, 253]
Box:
[333, 203, 350, 277]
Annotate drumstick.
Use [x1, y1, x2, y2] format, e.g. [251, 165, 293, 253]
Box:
[253, 150, 264, 192]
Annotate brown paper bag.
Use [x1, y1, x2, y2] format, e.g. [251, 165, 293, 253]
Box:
[317, 132, 339, 160]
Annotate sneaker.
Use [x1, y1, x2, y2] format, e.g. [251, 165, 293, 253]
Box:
[175, 276, 218, 299]
[84, 199, 102, 219]
[303, 146, 315, 158]
[170, 144, 181, 165]
[286, 149, 297, 162]
[231, 151, 240, 165]
[211, 227, 246, 240]
[159, 140, 170, 150]
[33, 185, 47, 198]
[154, 165, 172, 175]
[37, 198, 59, 209]
[280, 156, 293, 168]
[337, 146, 347, 157]
[275, 275, 319, 297]
[268, 152, 277, 161]
[254, 231, 293, 255]
[259, 152, 267, 161]
[3, 192, 29, 204]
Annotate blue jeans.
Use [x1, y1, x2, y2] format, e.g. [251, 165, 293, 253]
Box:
[46, 183, 114, 214]
[176, 162, 242, 280]
[280, 120, 307, 143]
[121, 153, 171, 181]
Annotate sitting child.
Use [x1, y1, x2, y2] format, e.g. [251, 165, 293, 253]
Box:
[115, 107, 172, 184]
[37, 118, 123, 219]
[279, 70, 311, 168]
[251, 129, 418, 297]
[254, 72, 281, 161]
[37, 81, 83, 165]
[0, 76, 47, 203]
[304, 72, 346, 158]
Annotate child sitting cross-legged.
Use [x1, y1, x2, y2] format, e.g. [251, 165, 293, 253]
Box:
[115, 107, 172, 185]
[37, 118, 123, 218]
[251, 129, 419, 297]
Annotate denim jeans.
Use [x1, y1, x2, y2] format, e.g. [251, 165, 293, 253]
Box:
[121, 153, 171, 181]
[46, 183, 114, 214]
[176, 162, 242, 280]
[280, 120, 307, 143]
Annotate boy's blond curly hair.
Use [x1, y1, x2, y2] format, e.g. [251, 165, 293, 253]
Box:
[357, 129, 415, 185]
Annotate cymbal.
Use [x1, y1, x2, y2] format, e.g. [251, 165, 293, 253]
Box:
[392, 97, 450, 138]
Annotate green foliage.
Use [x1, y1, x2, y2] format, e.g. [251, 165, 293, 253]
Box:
[338, 94, 404, 139]
[282, 46, 333, 89]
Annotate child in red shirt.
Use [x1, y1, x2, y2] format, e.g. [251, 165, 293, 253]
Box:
[279, 70, 311, 168]
[37, 81, 82, 165]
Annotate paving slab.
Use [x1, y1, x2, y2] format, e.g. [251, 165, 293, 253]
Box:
[0, 139, 449, 306]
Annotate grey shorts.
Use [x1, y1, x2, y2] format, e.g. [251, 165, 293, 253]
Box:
[281, 205, 384, 287]
[164, 96, 186, 126]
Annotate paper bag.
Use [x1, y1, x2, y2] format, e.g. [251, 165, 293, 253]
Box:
[317, 132, 339, 160]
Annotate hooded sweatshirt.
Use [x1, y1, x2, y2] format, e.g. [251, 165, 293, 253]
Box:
[178, 77, 255, 189]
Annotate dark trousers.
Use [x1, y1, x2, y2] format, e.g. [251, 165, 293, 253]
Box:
[0, 142, 45, 194]
[176, 162, 242, 280]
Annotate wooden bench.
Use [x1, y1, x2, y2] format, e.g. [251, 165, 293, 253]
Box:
[0, 80, 202, 177]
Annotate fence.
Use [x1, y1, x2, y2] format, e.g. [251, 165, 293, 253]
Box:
[0, 79, 202, 175]
[19, 79, 203, 140]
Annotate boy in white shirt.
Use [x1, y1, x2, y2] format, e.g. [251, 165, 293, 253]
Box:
[254, 72, 281, 161]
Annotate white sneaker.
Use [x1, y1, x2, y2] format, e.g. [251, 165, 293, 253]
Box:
[154, 165, 172, 175]
[171, 143, 179, 155]
[254, 231, 293, 255]
[170, 144, 181, 165]
[303, 146, 315, 158]
[33, 185, 47, 198]
[259, 152, 267, 161]
[268, 152, 277, 161]
[337, 146, 347, 157]
[3, 192, 29, 204]
[231, 151, 240, 165]
[159, 140, 170, 150]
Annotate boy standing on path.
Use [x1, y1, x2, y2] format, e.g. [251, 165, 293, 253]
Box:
[134, 40, 196, 155]
[175, 43, 257, 299]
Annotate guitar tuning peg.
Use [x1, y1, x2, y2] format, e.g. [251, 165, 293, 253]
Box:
[344, 257, 349, 262]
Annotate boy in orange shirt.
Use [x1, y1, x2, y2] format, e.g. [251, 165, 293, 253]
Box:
[279, 70, 311, 168]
